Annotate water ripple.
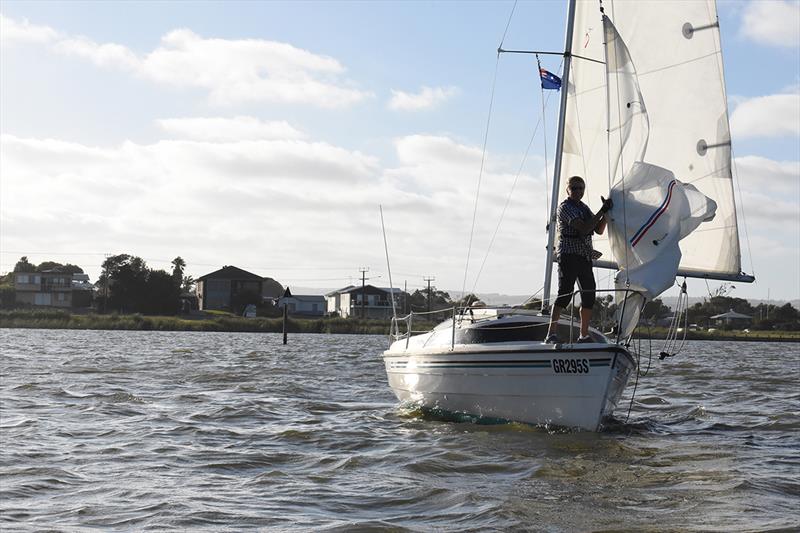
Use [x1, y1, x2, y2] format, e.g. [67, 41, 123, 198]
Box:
[0, 331, 797, 531]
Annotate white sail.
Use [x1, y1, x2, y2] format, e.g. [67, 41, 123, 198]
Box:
[559, 0, 743, 279]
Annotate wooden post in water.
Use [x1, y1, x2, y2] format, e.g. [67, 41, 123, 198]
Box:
[282, 287, 292, 345]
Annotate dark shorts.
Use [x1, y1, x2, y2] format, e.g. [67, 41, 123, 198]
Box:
[555, 254, 596, 309]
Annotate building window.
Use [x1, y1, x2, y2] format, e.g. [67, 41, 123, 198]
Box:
[17, 274, 28, 284]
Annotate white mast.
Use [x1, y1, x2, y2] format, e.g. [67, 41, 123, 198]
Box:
[541, 0, 577, 313]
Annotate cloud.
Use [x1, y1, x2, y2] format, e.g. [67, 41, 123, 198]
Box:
[388, 86, 459, 111]
[734, 155, 799, 188]
[0, 15, 371, 108]
[0, 130, 545, 294]
[733, 155, 799, 225]
[139, 29, 371, 107]
[53, 36, 140, 70]
[740, 0, 800, 48]
[730, 92, 800, 138]
[0, 13, 58, 44]
[157, 117, 306, 141]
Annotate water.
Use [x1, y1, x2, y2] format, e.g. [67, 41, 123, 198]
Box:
[1, 329, 797, 532]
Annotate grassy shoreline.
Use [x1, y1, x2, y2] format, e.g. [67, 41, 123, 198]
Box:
[1, 309, 798, 342]
[0, 309, 398, 335]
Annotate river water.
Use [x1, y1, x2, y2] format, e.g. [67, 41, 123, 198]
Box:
[0, 329, 797, 531]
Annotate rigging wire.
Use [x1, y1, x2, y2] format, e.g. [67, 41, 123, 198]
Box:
[379, 205, 398, 322]
[460, 0, 517, 301]
[460, 53, 500, 302]
[537, 54, 552, 218]
[499, 0, 518, 46]
[468, 65, 559, 296]
[731, 153, 756, 278]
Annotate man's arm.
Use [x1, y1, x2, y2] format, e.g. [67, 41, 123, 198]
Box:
[594, 216, 607, 235]
[569, 211, 606, 236]
[569, 197, 612, 236]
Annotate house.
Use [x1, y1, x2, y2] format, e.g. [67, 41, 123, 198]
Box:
[326, 285, 404, 319]
[196, 265, 263, 311]
[710, 309, 752, 327]
[278, 294, 326, 316]
[14, 270, 74, 308]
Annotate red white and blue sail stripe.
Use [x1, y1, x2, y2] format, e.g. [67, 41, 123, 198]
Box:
[630, 179, 676, 247]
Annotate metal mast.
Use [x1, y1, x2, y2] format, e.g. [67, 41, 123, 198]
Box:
[541, 0, 578, 313]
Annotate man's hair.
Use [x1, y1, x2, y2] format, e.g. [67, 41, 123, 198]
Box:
[567, 175, 585, 186]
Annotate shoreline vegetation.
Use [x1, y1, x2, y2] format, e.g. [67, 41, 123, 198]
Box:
[1, 309, 798, 342]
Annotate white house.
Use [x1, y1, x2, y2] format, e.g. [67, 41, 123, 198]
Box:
[278, 294, 326, 316]
[325, 285, 404, 319]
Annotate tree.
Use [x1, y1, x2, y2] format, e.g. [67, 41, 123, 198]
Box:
[455, 293, 481, 307]
[141, 269, 181, 315]
[686, 295, 756, 330]
[262, 277, 284, 298]
[171, 256, 186, 288]
[107, 255, 149, 313]
[180, 275, 196, 294]
[13, 257, 35, 273]
[35, 261, 84, 274]
[642, 298, 671, 322]
[408, 288, 452, 314]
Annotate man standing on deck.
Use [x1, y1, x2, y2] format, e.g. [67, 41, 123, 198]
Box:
[545, 175, 613, 344]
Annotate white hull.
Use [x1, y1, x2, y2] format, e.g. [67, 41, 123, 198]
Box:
[383, 311, 636, 431]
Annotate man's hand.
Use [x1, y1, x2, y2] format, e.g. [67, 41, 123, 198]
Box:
[600, 196, 613, 214]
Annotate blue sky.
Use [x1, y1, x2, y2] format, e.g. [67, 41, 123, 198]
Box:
[1, 0, 798, 302]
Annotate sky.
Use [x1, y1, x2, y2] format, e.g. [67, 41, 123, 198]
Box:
[1, 0, 798, 303]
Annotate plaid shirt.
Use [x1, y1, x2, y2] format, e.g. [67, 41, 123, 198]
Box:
[557, 198, 593, 261]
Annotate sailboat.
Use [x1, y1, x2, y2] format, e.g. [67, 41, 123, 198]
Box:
[382, 0, 753, 431]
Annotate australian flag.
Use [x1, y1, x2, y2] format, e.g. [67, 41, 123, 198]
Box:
[539, 68, 562, 90]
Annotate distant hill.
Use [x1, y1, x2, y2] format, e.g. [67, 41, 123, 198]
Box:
[264, 285, 798, 312]
[659, 296, 799, 311]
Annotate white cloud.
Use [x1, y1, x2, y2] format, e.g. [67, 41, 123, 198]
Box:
[0, 13, 58, 44]
[733, 155, 799, 226]
[53, 36, 140, 70]
[0, 131, 545, 294]
[735, 155, 799, 188]
[730, 92, 800, 138]
[0, 15, 371, 108]
[157, 117, 306, 141]
[394, 134, 482, 170]
[139, 29, 370, 107]
[388, 86, 459, 111]
[740, 0, 800, 48]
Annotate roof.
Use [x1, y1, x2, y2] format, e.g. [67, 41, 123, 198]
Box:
[326, 285, 403, 297]
[197, 265, 263, 282]
[280, 295, 326, 303]
[710, 309, 752, 319]
[325, 285, 356, 297]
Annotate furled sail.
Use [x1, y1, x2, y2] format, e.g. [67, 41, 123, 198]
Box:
[560, 0, 743, 279]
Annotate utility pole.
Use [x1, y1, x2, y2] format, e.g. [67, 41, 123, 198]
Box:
[403, 280, 407, 314]
[359, 267, 369, 319]
[102, 253, 110, 314]
[424, 276, 435, 314]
